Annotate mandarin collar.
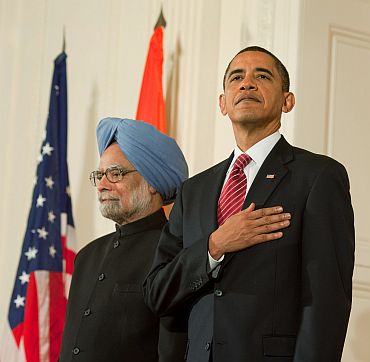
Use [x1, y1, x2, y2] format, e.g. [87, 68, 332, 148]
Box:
[115, 208, 167, 238]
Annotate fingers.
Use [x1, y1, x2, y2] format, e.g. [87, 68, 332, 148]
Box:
[254, 218, 290, 234]
[252, 231, 284, 245]
[254, 212, 291, 229]
[231, 205, 291, 229]
[245, 202, 256, 212]
[213, 204, 292, 254]
[246, 219, 290, 248]
[241, 204, 284, 220]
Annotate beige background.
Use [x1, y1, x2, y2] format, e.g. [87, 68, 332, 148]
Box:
[0, 0, 369, 360]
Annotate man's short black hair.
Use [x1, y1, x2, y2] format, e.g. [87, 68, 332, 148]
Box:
[222, 46, 290, 92]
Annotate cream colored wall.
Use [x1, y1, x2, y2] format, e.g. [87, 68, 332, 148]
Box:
[3, 1, 368, 360]
[294, 0, 370, 360]
[0, 0, 300, 331]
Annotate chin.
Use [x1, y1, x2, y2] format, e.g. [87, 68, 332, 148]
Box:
[232, 116, 259, 124]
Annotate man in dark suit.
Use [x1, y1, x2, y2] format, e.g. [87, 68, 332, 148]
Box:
[59, 117, 189, 362]
[143, 46, 355, 361]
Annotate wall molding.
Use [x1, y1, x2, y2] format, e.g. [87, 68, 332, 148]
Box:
[326, 25, 370, 156]
[353, 279, 370, 299]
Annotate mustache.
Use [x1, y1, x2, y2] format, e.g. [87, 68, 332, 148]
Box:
[235, 93, 262, 105]
[98, 192, 120, 202]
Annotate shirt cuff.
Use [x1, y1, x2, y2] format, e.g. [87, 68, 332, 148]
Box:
[208, 251, 225, 271]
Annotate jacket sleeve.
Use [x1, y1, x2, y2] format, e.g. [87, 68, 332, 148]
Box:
[143, 184, 212, 316]
[293, 160, 355, 361]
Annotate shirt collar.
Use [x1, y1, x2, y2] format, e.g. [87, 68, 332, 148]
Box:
[233, 131, 281, 166]
[115, 208, 167, 238]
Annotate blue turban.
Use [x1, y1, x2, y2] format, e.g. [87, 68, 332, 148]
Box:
[96, 117, 188, 204]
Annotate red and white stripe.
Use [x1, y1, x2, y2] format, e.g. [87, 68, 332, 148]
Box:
[217, 154, 251, 226]
[0, 214, 76, 362]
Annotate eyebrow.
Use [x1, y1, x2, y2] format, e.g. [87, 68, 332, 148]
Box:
[226, 68, 244, 82]
[98, 164, 123, 171]
[226, 67, 275, 82]
[255, 67, 274, 77]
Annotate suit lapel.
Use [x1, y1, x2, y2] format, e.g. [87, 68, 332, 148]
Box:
[243, 136, 293, 210]
[223, 136, 294, 266]
[199, 154, 234, 236]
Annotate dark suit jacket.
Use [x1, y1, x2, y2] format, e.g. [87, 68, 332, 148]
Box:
[143, 137, 355, 362]
[59, 209, 186, 362]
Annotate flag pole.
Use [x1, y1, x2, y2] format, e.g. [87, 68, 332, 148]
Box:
[62, 26, 66, 52]
[154, 6, 166, 29]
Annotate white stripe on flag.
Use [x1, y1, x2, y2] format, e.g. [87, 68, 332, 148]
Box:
[35, 271, 50, 361]
[64, 221, 76, 253]
[63, 218, 76, 297]
[60, 213, 67, 236]
[0, 321, 26, 362]
[64, 273, 72, 300]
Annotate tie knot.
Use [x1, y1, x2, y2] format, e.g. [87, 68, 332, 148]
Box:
[234, 153, 251, 171]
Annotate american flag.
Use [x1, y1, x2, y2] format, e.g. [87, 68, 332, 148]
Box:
[0, 52, 76, 362]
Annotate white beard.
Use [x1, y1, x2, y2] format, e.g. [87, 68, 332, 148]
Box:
[99, 181, 152, 224]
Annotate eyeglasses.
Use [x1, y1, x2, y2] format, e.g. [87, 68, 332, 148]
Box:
[89, 166, 137, 187]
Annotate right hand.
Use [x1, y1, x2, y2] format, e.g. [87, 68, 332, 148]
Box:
[209, 203, 291, 260]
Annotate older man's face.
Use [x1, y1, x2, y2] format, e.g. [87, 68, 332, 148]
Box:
[96, 143, 153, 225]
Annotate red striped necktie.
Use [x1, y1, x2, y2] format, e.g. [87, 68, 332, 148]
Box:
[217, 153, 252, 226]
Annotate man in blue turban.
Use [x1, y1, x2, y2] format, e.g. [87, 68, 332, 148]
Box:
[96, 117, 188, 205]
[59, 118, 188, 362]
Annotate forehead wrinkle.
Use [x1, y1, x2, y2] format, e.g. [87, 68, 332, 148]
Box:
[98, 163, 124, 172]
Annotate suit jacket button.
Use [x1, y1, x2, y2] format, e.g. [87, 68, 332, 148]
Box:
[98, 273, 105, 281]
[83, 308, 91, 316]
[113, 240, 120, 248]
[205, 342, 211, 351]
[72, 347, 80, 355]
[214, 289, 223, 297]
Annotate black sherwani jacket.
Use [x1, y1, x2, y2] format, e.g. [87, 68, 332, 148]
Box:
[143, 137, 355, 362]
[59, 209, 186, 362]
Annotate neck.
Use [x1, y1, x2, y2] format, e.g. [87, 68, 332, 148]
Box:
[120, 206, 160, 225]
[119, 194, 163, 225]
[232, 121, 280, 151]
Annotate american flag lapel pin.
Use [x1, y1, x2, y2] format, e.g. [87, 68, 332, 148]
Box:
[266, 174, 275, 179]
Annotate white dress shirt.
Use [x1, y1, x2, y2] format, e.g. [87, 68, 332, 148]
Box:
[208, 131, 282, 271]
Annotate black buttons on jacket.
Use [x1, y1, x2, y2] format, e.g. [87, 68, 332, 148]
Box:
[113, 240, 120, 248]
[98, 273, 105, 281]
[83, 308, 91, 316]
[214, 289, 223, 297]
[72, 347, 80, 355]
[205, 342, 211, 351]
[190, 277, 203, 291]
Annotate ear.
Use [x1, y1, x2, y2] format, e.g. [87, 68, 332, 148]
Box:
[149, 185, 157, 195]
[219, 94, 227, 115]
[282, 92, 295, 113]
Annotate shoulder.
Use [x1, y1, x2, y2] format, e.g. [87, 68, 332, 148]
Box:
[274, 137, 349, 187]
[292, 146, 347, 172]
[182, 157, 231, 187]
[75, 232, 115, 261]
[277, 136, 345, 171]
[287, 146, 350, 191]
